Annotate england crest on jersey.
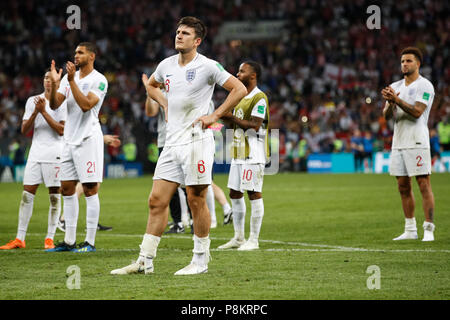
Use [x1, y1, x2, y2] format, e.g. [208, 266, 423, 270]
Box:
[186, 69, 196, 83]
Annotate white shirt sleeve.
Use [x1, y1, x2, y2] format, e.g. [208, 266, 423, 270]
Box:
[22, 97, 35, 121]
[415, 80, 434, 105]
[209, 59, 232, 86]
[153, 60, 165, 84]
[250, 98, 267, 119]
[89, 75, 108, 100]
[56, 101, 68, 122]
[57, 75, 69, 97]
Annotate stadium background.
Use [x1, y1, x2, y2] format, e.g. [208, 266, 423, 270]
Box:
[1, 0, 450, 303]
[0, 0, 449, 179]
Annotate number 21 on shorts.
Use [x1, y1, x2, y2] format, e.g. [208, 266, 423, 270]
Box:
[87, 161, 96, 174]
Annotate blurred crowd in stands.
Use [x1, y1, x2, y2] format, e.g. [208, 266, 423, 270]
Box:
[1, 0, 449, 172]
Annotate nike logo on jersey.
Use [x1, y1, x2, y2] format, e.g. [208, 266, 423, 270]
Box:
[166, 74, 173, 77]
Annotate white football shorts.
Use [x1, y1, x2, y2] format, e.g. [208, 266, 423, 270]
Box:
[227, 162, 265, 193]
[61, 132, 104, 183]
[153, 136, 214, 186]
[23, 161, 61, 187]
[389, 148, 431, 177]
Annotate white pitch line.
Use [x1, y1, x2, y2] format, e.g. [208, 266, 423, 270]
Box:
[1, 247, 450, 254]
[9, 233, 450, 254]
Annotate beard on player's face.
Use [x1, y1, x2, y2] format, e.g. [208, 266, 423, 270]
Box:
[239, 77, 250, 87]
[75, 59, 87, 68]
[402, 66, 416, 76]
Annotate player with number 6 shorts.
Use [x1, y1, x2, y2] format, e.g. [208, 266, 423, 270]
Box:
[218, 60, 270, 251]
[110, 16, 247, 276]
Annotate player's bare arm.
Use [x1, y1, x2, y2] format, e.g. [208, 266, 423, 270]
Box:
[145, 74, 168, 121]
[225, 114, 264, 131]
[21, 101, 40, 135]
[49, 60, 65, 110]
[33, 96, 65, 136]
[195, 76, 247, 129]
[383, 86, 426, 119]
[65, 61, 100, 112]
[381, 87, 400, 120]
[142, 74, 161, 117]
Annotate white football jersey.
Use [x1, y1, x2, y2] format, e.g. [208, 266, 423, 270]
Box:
[57, 69, 108, 145]
[153, 53, 232, 146]
[390, 75, 434, 149]
[23, 94, 67, 163]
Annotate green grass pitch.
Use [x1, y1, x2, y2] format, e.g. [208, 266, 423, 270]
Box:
[0, 173, 449, 300]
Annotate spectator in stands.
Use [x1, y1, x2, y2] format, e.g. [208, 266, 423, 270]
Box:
[362, 131, 374, 172]
[350, 129, 365, 173]
[0, 0, 448, 172]
[437, 117, 450, 151]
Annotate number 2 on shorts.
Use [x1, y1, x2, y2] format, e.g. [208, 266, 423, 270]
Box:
[416, 155, 423, 167]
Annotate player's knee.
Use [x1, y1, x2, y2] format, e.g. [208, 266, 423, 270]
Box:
[248, 191, 262, 200]
[398, 184, 412, 197]
[229, 189, 243, 199]
[61, 186, 74, 196]
[416, 178, 432, 194]
[83, 183, 98, 197]
[187, 196, 203, 212]
[148, 194, 167, 211]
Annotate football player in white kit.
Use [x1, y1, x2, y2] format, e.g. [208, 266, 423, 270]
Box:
[46, 42, 108, 252]
[0, 70, 66, 250]
[111, 16, 246, 275]
[382, 46, 436, 241]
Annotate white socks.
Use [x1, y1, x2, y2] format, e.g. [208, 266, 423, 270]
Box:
[138, 234, 161, 273]
[63, 194, 79, 245]
[85, 193, 100, 245]
[206, 185, 216, 226]
[192, 235, 211, 267]
[404, 217, 417, 232]
[46, 194, 61, 240]
[222, 202, 232, 215]
[231, 197, 246, 241]
[16, 191, 35, 241]
[179, 188, 190, 226]
[231, 197, 264, 242]
[249, 198, 264, 241]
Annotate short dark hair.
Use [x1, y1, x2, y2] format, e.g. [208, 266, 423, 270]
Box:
[177, 16, 207, 41]
[400, 46, 423, 65]
[78, 42, 98, 55]
[242, 60, 262, 81]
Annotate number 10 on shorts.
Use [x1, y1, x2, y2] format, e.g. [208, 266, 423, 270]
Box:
[243, 169, 253, 182]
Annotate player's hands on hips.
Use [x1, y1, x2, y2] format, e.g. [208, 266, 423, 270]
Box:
[221, 111, 234, 120]
[66, 61, 76, 81]
[50, 60, 63, 83]
[34, 96, 46, 113]
[194, 113, 219, 129]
